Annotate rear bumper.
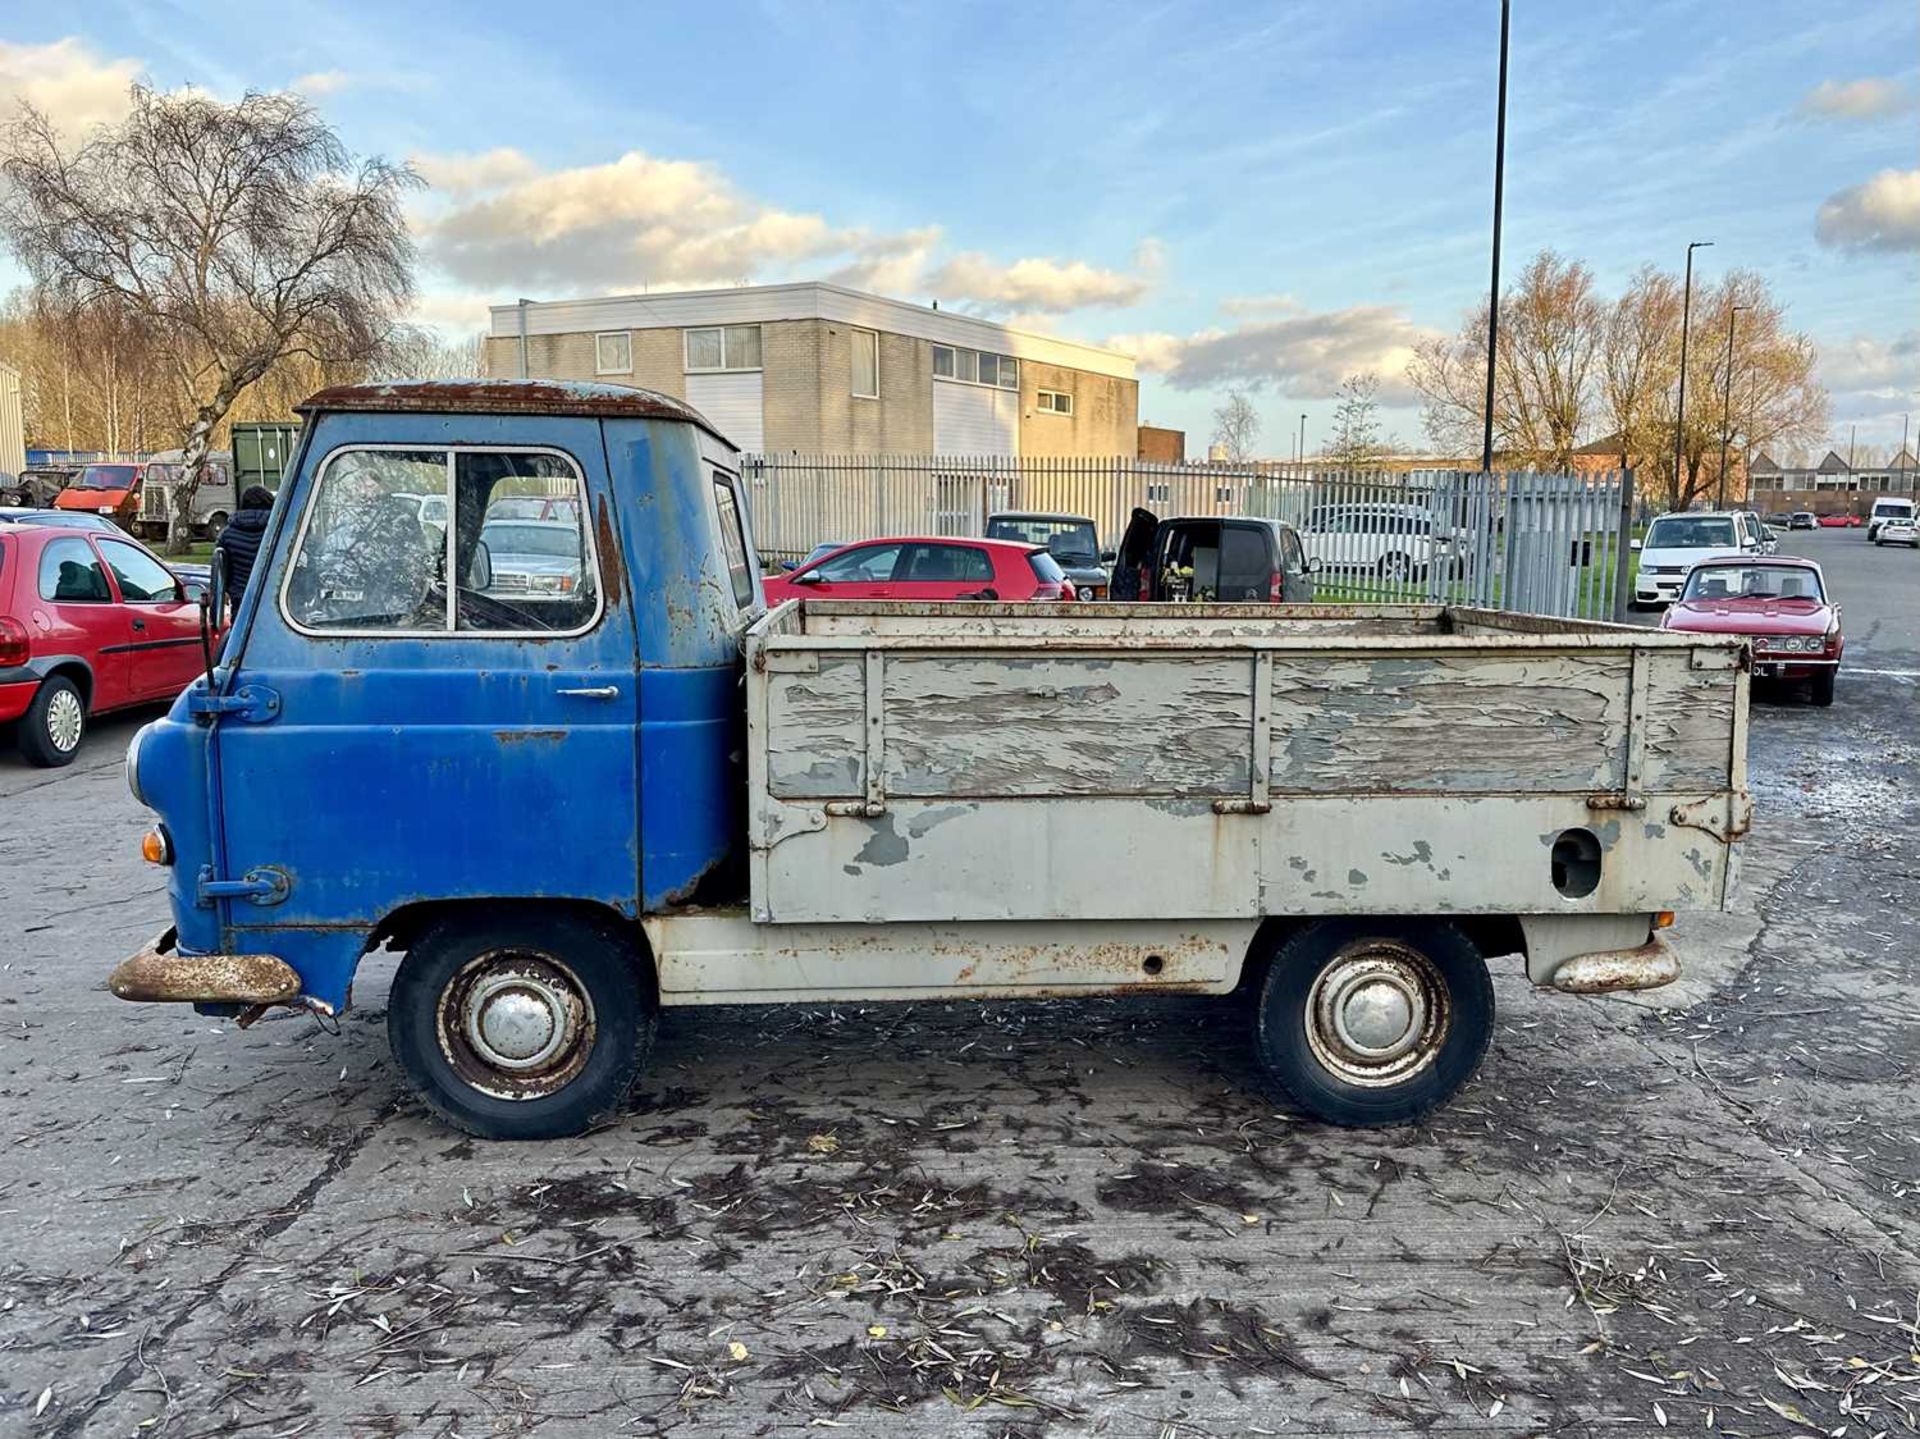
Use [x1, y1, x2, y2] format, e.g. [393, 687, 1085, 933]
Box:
[0, 678, 34, 724]
[109, 926, 302, 1005]
[1545, 933, 1680, 993]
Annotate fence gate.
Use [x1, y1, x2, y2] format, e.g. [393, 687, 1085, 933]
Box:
[740, 454, 1634, 622]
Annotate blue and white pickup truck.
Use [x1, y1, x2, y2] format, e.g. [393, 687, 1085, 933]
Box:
[112, 380, 1751, 1138]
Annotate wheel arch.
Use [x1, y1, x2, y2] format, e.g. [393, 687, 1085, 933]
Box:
[367, 897, 657, 1000]
[1241, 913, 1524, 993]
[36, 656, 96, 709]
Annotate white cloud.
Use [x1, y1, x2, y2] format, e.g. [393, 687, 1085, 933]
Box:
[1799, 77, 1917, 121]
[1106, 304, 1438, 402]
[927, 252, 1150, 311]
[1816, 168, 1920, 253]
[0, 37, 140, 137]
[1818, 330, 1920, 399]
[412, 147, 543, 196]
[1219, 293, 1307, 319]
[414, 147, 1162, 313]
[289, 69, 352, 97]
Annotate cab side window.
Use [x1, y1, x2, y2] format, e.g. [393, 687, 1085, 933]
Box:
[710, 473, 757, 609]
[284, 448, 599, 635]
[38, 538, 112, 603]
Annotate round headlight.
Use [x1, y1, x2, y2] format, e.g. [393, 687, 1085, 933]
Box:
[125, 722, 150, 807]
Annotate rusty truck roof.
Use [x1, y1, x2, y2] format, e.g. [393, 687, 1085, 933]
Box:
[295, 378, 730, 443]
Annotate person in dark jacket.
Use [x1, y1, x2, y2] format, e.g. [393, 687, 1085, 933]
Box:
[214, 485, 274, 614]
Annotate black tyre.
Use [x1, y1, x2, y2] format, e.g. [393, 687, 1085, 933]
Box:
[18, 675, 87, 767]
[1253, 918, 1493, 1127]
[1376, 551, 1413, 583]
[388, 912, 654, 1139]
[206, 511, 230, 539]
[1809, 669, 1835, 707]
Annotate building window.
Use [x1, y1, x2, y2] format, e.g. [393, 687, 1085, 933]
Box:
[595, 331, 632, 374]
[685, 325, 763, 373]
[1037, 389, 1073, 415]
[932, 344, 1017, 390]
[851, 329, 879, 399]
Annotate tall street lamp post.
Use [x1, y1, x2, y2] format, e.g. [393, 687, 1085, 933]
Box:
[1480, 0, 1511, 474]
[1298, 413, 1307, 465]
[1674, 241, 1712, 502]
[1716, 302, 1749, 509]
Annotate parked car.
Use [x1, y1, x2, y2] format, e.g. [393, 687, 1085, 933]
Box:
[1109, 509, 1315, 602]
[4, 466, 76, 508]
[1866, 496, 1916, 543]
[779, 540, 850, 573]
[1298, 501, 1462, 581]
[1788, 512, 1817, 530]
[985, 511, 1110, 599]
[1659, 556, 1840, 706]
[1630, 510, 1764, 608]
[476, 518, 590, 607]
[0, 521, 212, 765]
[1817, 514, 1861, 528]
[486, 494, 581, 523]
[52, 462, 145, 527]
[761, 536, 1074, 603]
[0, 506, 125, 534]
[1735, 510, 1777, 554]
[1876, 515, 1919, 549]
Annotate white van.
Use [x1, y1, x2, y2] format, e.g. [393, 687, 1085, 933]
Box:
[1868, 496, 1915, 543]
[1631, 511, 1761, 608]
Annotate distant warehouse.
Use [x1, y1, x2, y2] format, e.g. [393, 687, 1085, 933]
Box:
[484, 281, 1138, 458]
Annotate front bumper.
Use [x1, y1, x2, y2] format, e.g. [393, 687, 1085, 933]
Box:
[1634, 574, 1684, 604]
[109, 926, 302, 1005]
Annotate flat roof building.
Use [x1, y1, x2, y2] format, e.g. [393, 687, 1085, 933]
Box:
[485, 282, 1138, 459]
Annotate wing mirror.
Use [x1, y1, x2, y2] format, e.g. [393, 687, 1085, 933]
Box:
[467, 539, 493, 590]
[1307, 555, 1325, 573]
[1099, 549, 1117, 565]
[1629, 538, 1643, 552]
[790, 569, 822, 585]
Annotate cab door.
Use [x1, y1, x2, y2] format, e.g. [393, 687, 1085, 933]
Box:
[1108, 507, 1159, 600]
[211, 416, 641, 940]
[31, 536, 135, 709]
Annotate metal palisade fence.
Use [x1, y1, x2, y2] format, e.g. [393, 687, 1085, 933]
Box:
[739, 453, 1635, 621]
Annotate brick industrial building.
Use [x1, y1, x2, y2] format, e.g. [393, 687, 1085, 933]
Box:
[484, 282, 1138, 458]
[1746, 449, 1917, 516]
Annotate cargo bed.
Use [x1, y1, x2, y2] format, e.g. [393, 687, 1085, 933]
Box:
[743, 602, 1750, 938]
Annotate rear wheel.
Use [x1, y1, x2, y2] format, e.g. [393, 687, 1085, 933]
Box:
[1376, 551, 1413, 583]
[19, 676, 87, 767]
[1809, 669, 1835, 707]
[205, 511, 229, 539]
[1253, 919, 1493, 1126]
[388, 912, 654, 1139]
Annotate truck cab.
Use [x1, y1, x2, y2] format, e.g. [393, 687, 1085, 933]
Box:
[114, 380, 1745, 1140]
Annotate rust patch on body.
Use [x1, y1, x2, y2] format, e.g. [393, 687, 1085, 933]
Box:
[493, 728, 568, 746]
[593, 492, 626, 608]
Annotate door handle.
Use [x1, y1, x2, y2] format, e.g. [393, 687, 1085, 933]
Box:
[557, 685, 620, 699]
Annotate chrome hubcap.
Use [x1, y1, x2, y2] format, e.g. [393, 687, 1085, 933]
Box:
[1305, 942, 1449, 1087]
[437, 952, 595, 1100]
[46, 689, 84, 752]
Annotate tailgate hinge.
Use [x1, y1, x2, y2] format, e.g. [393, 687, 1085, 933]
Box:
[187, 684, 281, 723]
[1668, 791, 1753, 843]
[196, 865, 292, 908]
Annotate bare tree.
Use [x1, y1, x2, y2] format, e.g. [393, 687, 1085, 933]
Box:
[1407, 251, 1600, 469]
[1597, 266, 1681, 476]
[371, 326, 486, 382]
[1211, 386, 1260, 463]
[2, 87, 416, 549]
[1327, 372, 1392, 471]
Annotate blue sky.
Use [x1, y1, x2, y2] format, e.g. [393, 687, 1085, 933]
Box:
[5, 1, 1917, 457]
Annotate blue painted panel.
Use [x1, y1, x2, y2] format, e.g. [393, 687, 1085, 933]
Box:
[638, 665, 742, 906]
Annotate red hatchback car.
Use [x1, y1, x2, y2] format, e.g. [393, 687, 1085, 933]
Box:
[0, 521, 209, 765]
[761, 536, 1075, 604]
[1659, 555, 1842, 706]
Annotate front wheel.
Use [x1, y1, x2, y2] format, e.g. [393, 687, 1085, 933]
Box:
[388, 912, 654, 1138]
[1375, 551, 1413, 583]
[1253, 919, 1493, 1126]
[1809, 669, 1835, 707]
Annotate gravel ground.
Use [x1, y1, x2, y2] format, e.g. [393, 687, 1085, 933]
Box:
[1, 530, 1914, 1438]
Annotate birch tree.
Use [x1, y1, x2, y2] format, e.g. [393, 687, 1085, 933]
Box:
[1, 87, 415, 549]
